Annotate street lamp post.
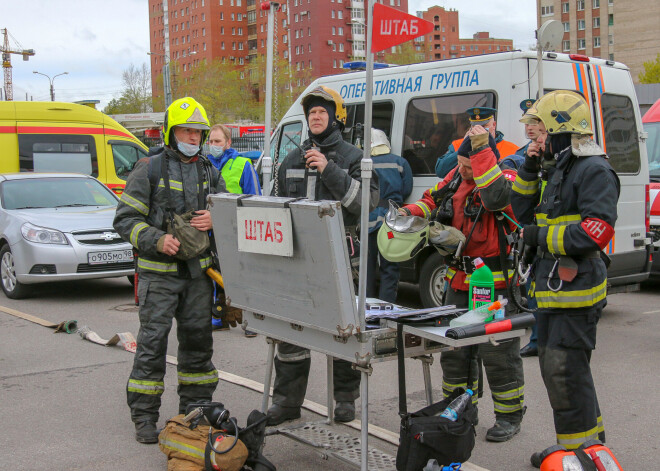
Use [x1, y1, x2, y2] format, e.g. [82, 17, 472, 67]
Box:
[148, 52, 172, 108]
[32, 71, 68, 101]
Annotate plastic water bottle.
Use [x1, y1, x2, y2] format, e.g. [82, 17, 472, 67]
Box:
[493, 295, 506, 320]
[468, 257, 494, 310]
[439, 389, 474, 421]
[449, 299, 508, 327]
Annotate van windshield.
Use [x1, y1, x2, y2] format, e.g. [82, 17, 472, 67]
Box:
[112, 143, 148, 180]
[645, 122, 660, 180]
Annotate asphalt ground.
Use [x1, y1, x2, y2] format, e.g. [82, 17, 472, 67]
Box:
[0, 278, 658, 470]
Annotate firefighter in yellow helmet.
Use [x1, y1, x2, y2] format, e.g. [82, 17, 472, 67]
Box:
[510, 90, 620, 466]
[266, 85, 379, 426]
[114, 97, 226, 443]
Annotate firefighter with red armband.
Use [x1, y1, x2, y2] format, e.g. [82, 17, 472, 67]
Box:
[510, 90, 619, 466]
[398, 109, 525, 443]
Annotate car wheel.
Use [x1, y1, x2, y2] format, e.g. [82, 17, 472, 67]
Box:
[0, 244, 30, 299]
[419, 251, 447, 308]
[127, 274, 136, 286]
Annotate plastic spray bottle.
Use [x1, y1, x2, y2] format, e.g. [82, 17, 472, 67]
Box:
[468, 257, 494, 310]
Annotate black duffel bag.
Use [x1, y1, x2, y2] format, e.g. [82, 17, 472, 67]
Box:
[395, 324, 477, 471]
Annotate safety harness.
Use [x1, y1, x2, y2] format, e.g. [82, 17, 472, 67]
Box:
[430, 167, 531, 312]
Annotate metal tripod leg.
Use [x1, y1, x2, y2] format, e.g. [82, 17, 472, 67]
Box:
[416, 355, 435, 406]
[360, 369, 369, 471]
[261, 338, 277, 413]
[326, 355, 335, 425]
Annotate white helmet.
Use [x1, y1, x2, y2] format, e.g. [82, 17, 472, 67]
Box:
[371, 128, 391, 156]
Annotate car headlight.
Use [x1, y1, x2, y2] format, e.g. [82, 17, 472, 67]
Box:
[21, 222, 69, 245]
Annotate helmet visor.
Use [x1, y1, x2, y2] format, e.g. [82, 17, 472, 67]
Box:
[177, 122, 211, 131]
[384, 201, 429, 233]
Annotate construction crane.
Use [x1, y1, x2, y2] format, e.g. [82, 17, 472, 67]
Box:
[1, 28, 35, 101]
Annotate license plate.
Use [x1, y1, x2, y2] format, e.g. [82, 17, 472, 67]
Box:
[88, 249, 134, 265]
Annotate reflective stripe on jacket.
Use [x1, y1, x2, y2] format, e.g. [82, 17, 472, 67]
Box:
[113, 148, 225, 275]
[368, 152, 413, 232]
[405, 144, 518, 291]
[435, 130, 519, 178]
[511, 146, 620, 309]
[274, 128, 379, 227]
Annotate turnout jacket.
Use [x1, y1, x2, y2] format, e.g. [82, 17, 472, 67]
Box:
[510, 141, 620, 309]
[369, 152, 413, 233]
[113, 148, 225, 275]
[275, 128, 379, 227]
[404, 144, 518, 291]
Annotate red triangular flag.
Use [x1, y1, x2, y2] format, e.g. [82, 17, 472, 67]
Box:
[371, 4, 434, 53]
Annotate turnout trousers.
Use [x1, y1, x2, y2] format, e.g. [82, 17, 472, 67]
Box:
[273, 342, 361, 407]
[537, 307, 605, 449]
[440, 287, 525, 424]
[127, 271, 218, 423]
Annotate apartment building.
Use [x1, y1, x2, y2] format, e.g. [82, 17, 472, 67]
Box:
[537, 0, 660, 83]
[418, 6, 513, 61]
[148, 0, 409, 102]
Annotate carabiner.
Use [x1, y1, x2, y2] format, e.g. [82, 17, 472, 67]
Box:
[546, 258, 563, 292]
[518, 262, 532, 285]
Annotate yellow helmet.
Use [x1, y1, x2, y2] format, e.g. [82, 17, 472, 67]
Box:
[162, 97, 211, 146]
[520, 90, 592, 136]
[301, 85, 347, 127]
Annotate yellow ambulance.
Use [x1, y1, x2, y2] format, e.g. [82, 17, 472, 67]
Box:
[0, 101, 149, 196]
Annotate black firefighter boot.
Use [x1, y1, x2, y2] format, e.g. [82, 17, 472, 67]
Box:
[266, 355, 310, 426]
[135, 421, 159, 444]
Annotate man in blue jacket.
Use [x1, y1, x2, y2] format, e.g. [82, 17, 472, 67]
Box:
[207, 124, 261, 337]
[366, 128, 413, 303]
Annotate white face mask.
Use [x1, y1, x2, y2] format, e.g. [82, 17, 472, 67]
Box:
[209, 145, 225, 157]
[177, 141, 200, 157]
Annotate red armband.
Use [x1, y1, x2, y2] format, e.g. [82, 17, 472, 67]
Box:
[581, 218, 614, 249]
[502, 169, 517, 182]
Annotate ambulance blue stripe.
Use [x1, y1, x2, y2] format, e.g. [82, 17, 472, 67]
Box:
[574, 63, 584, 95]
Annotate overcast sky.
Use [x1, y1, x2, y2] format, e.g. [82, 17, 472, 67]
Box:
[5, 1, 537, 110]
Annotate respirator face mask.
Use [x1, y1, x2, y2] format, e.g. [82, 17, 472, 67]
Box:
[209, 145, 225, 157]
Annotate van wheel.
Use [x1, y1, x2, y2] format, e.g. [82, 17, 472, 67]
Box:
[419, 251, 447, 308]
[1, 245, 30, 299]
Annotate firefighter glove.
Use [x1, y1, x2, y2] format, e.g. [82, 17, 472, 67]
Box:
[456, 136, 472, 157]
[470, 132, 489, 151]
[522, 224, 540, 247]
[522, 153, 541, 173]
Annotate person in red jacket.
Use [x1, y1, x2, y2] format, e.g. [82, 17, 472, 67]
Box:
[400, 123, 525, 442]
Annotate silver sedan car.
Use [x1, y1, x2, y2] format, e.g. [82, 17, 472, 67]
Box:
[0, 173, 134, 299]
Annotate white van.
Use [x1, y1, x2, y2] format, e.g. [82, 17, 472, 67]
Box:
[267, 50, 652, 307]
